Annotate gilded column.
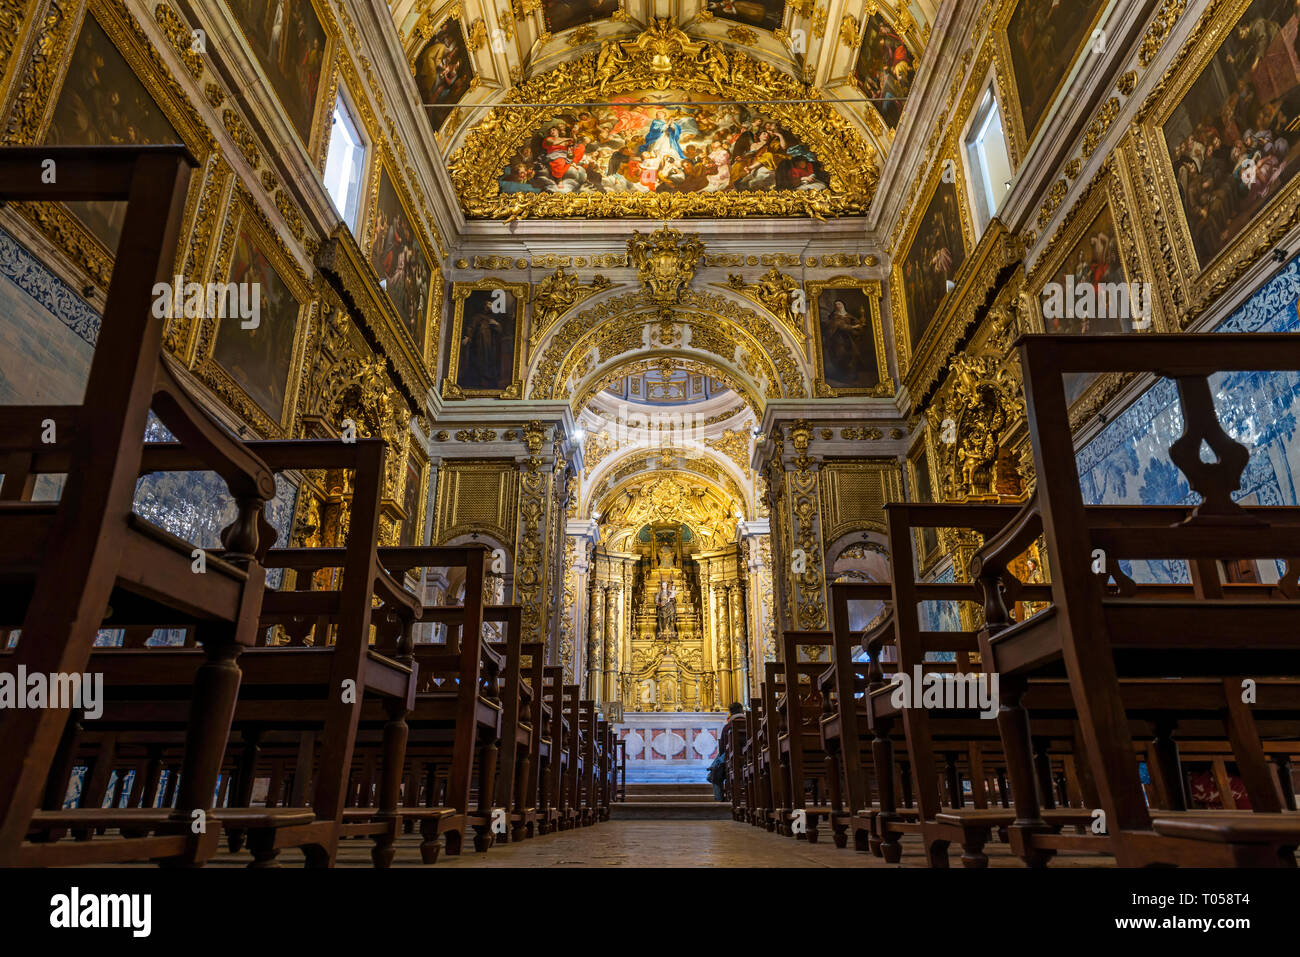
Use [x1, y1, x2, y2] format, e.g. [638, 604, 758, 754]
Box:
[718, 584, 734, 706]
[586, 579, 603, 700]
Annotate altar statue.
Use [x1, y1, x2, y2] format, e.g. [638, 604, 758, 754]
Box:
[655, 580, 678, 638]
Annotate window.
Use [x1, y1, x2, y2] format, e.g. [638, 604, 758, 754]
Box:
[964, 87, 1012, 233]
[323, 93, 365, 232]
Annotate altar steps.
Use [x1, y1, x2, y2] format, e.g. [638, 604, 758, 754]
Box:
[611, 783, 732, 820]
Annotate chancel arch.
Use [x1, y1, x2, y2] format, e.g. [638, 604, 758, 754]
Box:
[526, 284, 814, 407]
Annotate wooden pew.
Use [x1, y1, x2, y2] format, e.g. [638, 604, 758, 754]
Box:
[821, 584, 892, 851]
[757, 662, 785, 832]
[775, 630, 838, 842]
[31, 438, 422, 867]
[0, 145, 279, 866]
[975, 333, 1300, 867]
[540, 665, 567, 833]
[874, 501, 1093, 867]
[723, 712, 748, 821]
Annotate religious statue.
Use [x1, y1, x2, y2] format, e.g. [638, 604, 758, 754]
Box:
[656, 580, 678, 638]
[659, 543, 675, 568]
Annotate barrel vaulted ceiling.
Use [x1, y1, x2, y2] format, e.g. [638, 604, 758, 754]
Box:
[387, 1, 937, 219]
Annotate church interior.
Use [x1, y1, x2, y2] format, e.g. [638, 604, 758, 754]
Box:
[0, 0, 1299, 883]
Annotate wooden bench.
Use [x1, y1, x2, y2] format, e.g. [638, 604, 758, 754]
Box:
[974, 333, 1300, 867]
[0, 145, 282, 867]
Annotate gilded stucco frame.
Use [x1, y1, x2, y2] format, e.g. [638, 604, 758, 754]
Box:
[221, 0, 340, 163]
[0, 0, 217, 292]
[192, 186, 312, 436]
[1025, 151, 1166, 427]
[401, 440, 429, 546]
[1129, 0, 1300, 327]
[807, 276, 893, 397]
[445, 277, 529, 398]
[539, 0, 627, 38]
[362, 149, 440, 371]
[992, 0, 1112, 161]
[890, 138, 977, 378]
[404, 5, 477, 140]
[836, 2, 926, 144]
[905, 430, 942, 574]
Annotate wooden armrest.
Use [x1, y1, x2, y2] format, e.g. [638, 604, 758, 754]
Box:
[968, 492, 1042, 584]
[373, 564, 420, 620]
[863, 609, 895, 688]
[151, 358, 276, 503]
[816, 663, 835, 695]
[482, 642, 505, 671]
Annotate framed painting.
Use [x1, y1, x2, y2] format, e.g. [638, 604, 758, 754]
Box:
[542, 0, 620, 34]
[494, 90, 832, 196]
[891, 153, 973, 373]
[808, 278, 893, 397]
[1134, 0, 1300, 321]
[399, 446, 428, 547]
[413, 15, 474, 135]
[43, 14, 181, 250]
[996, 0, 1110, 153]
[853, 11, 917, 131]
[367, 162, 435, 360]
[907, 441, 941, 570]
[1028, 160, 1164, 412]
[705, 0, 785, 32]
[16, 0, 214, 291]
[201, 193, 310, 434]
[225, 0, 334, 151]
[445, 279, 528, 398]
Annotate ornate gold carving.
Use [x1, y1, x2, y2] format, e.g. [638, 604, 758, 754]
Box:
[467, 16, 488, 50]
[531, 287, 807, 407]
[898, 219, 1022, 408]
[1139, 0, 1190, 69]
[930, 353, 1024, 501]
[704, 427, 753, 475]
[726, 24, 757, 45]
[596, 472, 740, 550]
[627, 226, 704, 310]
[315, 225, 434, 412]
[446, 20, 877, 219]
[530, 266, 611, 345]
[153, 3, 203, 78]
[841, 427, 884, 440]
[724, 267, 804, 340]
[454, 428, 499, 442]
[838, 13, 857, 48]
[567, 24, 598, 47]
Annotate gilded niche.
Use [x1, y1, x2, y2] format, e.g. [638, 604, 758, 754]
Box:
[931, 353, 1025, 501]
[446, 20, 878, 219]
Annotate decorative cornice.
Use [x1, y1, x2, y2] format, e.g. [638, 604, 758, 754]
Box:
[315, 225, 433, 413]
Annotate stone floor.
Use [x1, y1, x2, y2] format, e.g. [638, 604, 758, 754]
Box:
[201, 820, 1119, 868]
